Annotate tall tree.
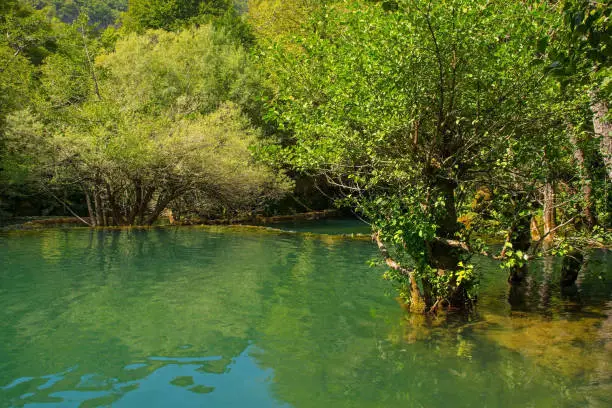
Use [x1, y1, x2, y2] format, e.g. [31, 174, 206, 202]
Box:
[264, 0, 563, 311]
[563, 0, 611, 181]
[543, 0, 611, 228]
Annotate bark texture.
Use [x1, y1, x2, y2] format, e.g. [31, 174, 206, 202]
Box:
[569, 131, 597, 228]
[542, 181, 556, 245]
[591, 98, 612, 182]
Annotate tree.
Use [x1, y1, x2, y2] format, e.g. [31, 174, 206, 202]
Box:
[27, 0, 128, 28]
[121, 0, 253, 45]
[552, 0, 611, 181]
[37, 26, 291, 226]
[514, 0, 612, 292]
[264, 0, 563, 311]
[0, 0, 57, 219]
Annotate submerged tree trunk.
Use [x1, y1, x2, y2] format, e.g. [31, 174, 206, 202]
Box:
[423, 178, 470, 311]
[374, 231, 427, 313]
[505, 193, 532, 283]
[374, 179, 473, 313]
[560, 250, 584, 287]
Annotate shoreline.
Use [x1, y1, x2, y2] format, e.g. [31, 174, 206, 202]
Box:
[0, 209, 342, 230]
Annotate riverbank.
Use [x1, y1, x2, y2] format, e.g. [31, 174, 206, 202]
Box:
[3, 213, 609, 252]
[0, 210, 343, 231]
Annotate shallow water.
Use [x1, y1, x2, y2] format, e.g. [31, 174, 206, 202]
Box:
[0, 226, 610, 408]
[268, 217, 371, 235]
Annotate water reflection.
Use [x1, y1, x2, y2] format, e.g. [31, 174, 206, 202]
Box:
[0, 228, 610, 408]
[3, 347, 288, 408]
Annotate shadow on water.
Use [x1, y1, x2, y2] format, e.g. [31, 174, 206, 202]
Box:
[0, 225, 610, 408]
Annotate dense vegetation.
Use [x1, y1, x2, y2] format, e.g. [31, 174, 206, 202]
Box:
[1, 0, 610, 311]
[28, 0, 128, 28]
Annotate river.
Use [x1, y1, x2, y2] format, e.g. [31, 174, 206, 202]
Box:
[0, 223, 610, 407]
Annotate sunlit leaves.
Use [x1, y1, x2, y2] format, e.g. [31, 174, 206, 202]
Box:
[43, 25, 291, 222]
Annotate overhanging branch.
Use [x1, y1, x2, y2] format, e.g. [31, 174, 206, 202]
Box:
[373, 231, 415, 278]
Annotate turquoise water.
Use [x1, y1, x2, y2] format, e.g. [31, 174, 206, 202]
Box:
[269, 218, 371, 235]
[0, 226, 610, 407]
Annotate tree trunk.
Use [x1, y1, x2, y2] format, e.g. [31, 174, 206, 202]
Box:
[542, 181, 556, 246]
[569, 131, 597, 228]
[137, 187, 155, 225]
[538, 256, 554, 311]
[376, 178, 471, 313]
[128, 179, 142, 225]
[591, 97, 612, 182]
[436, 178, 459, 238]
[105, 182, 125, 226]
[530, 217, 541, 241]
[506, 193, 532, 283]
[507, 282, 528, 311]
[374, 231, 428, 313]
[409, 281, 427, 313]
[145, 194, 173, 225]
[83, 185, 96, 227]
[560, 250, 584, 287]
[93, 185, 104, 227]
[165, 208, 175, 225]
[424, 178, 469, 310]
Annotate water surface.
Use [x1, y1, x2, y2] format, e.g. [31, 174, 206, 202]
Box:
[269, 217, 371, 235]
[0, 226, 610, 407]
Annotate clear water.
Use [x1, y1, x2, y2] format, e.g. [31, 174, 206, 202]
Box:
[267, 217, 371, 235]
[0, 226, 610, 408]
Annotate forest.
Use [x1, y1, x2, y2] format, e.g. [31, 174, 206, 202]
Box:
[1, 0, 610, 312]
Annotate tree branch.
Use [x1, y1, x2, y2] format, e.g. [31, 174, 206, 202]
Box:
[530, 216, 578, 255]
[433, 236, 491, 257]
[43, 187, 92, 227]
[373, 231, 415, 278]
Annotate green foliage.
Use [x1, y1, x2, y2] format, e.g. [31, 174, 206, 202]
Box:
[28, 0, 128, 28]
[40, 26, 290, 225]
[263, 0, 559, 307]
[123, 0, 227, 30]
[38, 16, 100, 112]
[122, 0, 253, 45]
[545, 0, 611, 98]
[1, 109, 47, 185]
[499, 242, 530, 271]
[248, 0, 319, 42]
[95, 27, 258, 116]
[539, 0, 611, 229]
[0, 1, 58, 219]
